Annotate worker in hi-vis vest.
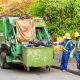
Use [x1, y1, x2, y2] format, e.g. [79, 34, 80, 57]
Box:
[74, 32, 80, 69]
[53, 33, 73, 71]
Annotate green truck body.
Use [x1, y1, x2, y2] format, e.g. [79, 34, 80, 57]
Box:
[0, 17, 53, 69]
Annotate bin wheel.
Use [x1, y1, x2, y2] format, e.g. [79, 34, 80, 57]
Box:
[46, 67, 51, 71]
[27, 67, 30, 72]
[0, 52, 9, 69]
[24, 66, 30, 72]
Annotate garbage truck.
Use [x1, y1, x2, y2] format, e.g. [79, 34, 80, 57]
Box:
[0, 16, 53, 71]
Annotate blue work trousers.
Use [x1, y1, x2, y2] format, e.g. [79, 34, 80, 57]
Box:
[76, 52, 80, 65]
[60, 50, 70, 70]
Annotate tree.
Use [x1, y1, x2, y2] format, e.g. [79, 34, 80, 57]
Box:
[27, 0, 80, 36]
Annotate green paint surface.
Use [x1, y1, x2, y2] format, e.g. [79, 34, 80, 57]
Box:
[22, 47, 53, 67]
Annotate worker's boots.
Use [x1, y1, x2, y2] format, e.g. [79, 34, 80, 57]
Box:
[77, 62, 80, 69]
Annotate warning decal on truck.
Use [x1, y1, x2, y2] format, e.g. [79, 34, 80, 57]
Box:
[0, 32, 3, 36]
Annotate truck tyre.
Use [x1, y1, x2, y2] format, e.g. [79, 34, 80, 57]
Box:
[0, 52, 9, 69]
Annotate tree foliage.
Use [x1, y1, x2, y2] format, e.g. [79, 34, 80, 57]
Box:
[27, 0, 80, 36]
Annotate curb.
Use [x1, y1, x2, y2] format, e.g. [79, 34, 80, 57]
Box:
[52, 65, 80, 76]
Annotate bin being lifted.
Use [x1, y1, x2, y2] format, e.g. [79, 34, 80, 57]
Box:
[0, 16, 53, 71]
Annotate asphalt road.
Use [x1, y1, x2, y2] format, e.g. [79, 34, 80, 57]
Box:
[0, 66, 79, 80]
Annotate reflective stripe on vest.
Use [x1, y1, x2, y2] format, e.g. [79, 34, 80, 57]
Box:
[63, 40, 71, 52]
[78, 39, 80, 48]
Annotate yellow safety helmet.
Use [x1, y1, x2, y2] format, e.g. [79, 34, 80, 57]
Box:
[64, 33, 71, 39]
[75, 32, 79, 37]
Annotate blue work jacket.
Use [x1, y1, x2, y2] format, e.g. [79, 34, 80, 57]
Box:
[59, 39, 73, 52]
